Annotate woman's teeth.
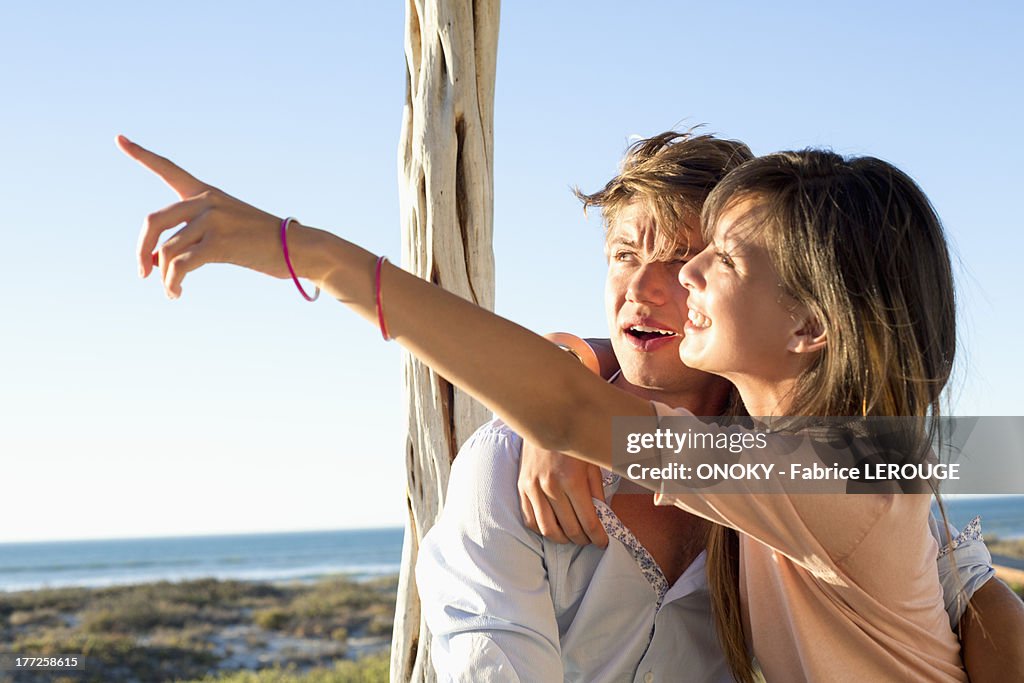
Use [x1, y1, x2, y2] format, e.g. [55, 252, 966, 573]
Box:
[687, 309, 711, 329]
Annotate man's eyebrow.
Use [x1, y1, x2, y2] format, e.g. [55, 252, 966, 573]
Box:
[608, 237, 640, 248]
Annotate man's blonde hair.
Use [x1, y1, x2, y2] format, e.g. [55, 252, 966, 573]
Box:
[576, 130, 754, 255]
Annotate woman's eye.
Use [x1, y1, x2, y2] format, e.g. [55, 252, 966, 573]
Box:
[716, 251, 735, 268]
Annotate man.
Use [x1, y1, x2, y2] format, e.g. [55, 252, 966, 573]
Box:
[415, 131, 1015, 682]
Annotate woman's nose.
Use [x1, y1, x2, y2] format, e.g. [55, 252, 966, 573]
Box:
[679, 248, 709, 291]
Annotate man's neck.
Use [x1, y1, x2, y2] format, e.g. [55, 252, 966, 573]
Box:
[610, 372, 732, 415]
[606, 369, 727, 583]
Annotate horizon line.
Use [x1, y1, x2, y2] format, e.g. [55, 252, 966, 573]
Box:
[0, 524, 407, 546]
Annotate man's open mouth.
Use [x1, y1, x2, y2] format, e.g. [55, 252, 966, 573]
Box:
[626, 324, 678, 342]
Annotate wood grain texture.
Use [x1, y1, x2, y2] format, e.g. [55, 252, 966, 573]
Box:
[392, 1, 499, 680]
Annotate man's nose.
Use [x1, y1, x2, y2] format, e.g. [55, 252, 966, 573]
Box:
[626, 263, 671, 305]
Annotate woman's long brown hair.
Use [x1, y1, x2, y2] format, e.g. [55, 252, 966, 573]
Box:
[700, 150, 958, 682]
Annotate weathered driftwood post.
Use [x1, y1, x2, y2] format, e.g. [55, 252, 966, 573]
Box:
[392, 1, 499, 680]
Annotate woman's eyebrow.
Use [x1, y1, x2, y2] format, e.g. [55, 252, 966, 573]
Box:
[712, 234, 743, 254]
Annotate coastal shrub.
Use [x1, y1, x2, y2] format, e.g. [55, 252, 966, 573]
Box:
[94, 579, 286, 611]
[181, 652, 390, 683]
[82, 593, 198, 633]
[361, 576, 399, 592]
[0, 586, 92, 615]
[293, 579, 383, 616]
[157, 578, 285, 607]
[14, 631, 217, 683]
[363, 615, 392, 638]
[249, 576, 395, 640]
[8, 575, 396, 682]
[254, 607, 292, 631]
[9, 607, 62, 629]
[986, 537, 1024, 559]
[147, 623, 217, 650]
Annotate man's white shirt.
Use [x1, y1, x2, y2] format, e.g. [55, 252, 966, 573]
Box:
[416, 418, 993, 682]
[419, 418, 739, 682]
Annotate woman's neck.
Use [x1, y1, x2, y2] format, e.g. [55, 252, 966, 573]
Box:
[735, 376, 798, 417]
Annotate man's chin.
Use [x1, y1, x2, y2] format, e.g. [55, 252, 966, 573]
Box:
[619, 364, 686, 391]
[620, 358, 718, 391]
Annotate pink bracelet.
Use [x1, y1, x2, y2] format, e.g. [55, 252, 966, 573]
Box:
[280, 217, 319, 302]
[375, 255, 391, 341]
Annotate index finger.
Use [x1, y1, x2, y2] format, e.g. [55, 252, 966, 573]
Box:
[116, 135, 207, 199]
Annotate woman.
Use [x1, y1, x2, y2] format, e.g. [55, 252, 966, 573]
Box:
[655, 153, 963, 681]
[119, 136, 965, 680]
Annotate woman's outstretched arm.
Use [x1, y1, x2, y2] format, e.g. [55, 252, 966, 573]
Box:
[118, 136, 650, 463]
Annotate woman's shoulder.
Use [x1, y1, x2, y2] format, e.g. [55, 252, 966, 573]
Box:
[785, 493, 894, 559]
[824, 493, 936, 567]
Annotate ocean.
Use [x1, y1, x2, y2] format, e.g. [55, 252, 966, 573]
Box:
[2, 495, 1021, 593]
[0, 528, 404, 593]
[938, 495, 1024, 541]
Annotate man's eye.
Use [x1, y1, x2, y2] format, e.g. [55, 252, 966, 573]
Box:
[716, 251, 735, 268]
[614, 250, 635, 261]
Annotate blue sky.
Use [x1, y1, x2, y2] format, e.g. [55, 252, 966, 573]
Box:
[1, 2, 1021, 542]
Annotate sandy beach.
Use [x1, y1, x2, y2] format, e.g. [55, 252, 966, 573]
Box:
[995, 561, 1024, 587]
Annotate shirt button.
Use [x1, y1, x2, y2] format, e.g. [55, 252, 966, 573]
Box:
[644, 672, 654, 683]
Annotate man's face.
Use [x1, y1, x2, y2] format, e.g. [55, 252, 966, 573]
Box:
[604, 202, 720, 395]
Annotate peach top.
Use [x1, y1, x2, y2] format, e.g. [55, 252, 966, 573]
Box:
[651, 402, 966, 682]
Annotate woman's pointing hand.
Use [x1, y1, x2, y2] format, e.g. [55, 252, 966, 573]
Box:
[117, 135, 289, 298]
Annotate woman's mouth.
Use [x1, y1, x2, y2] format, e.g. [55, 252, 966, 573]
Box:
[686, 308, 711, 330]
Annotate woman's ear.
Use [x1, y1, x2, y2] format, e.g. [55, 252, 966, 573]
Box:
[787, 313, 827, 355]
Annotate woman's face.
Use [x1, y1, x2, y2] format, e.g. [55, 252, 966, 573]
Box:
[678, 200, 805, 389]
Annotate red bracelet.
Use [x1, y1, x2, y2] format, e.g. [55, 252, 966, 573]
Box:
[375, 255, 391, 341]
[280, 217, 320, 302]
